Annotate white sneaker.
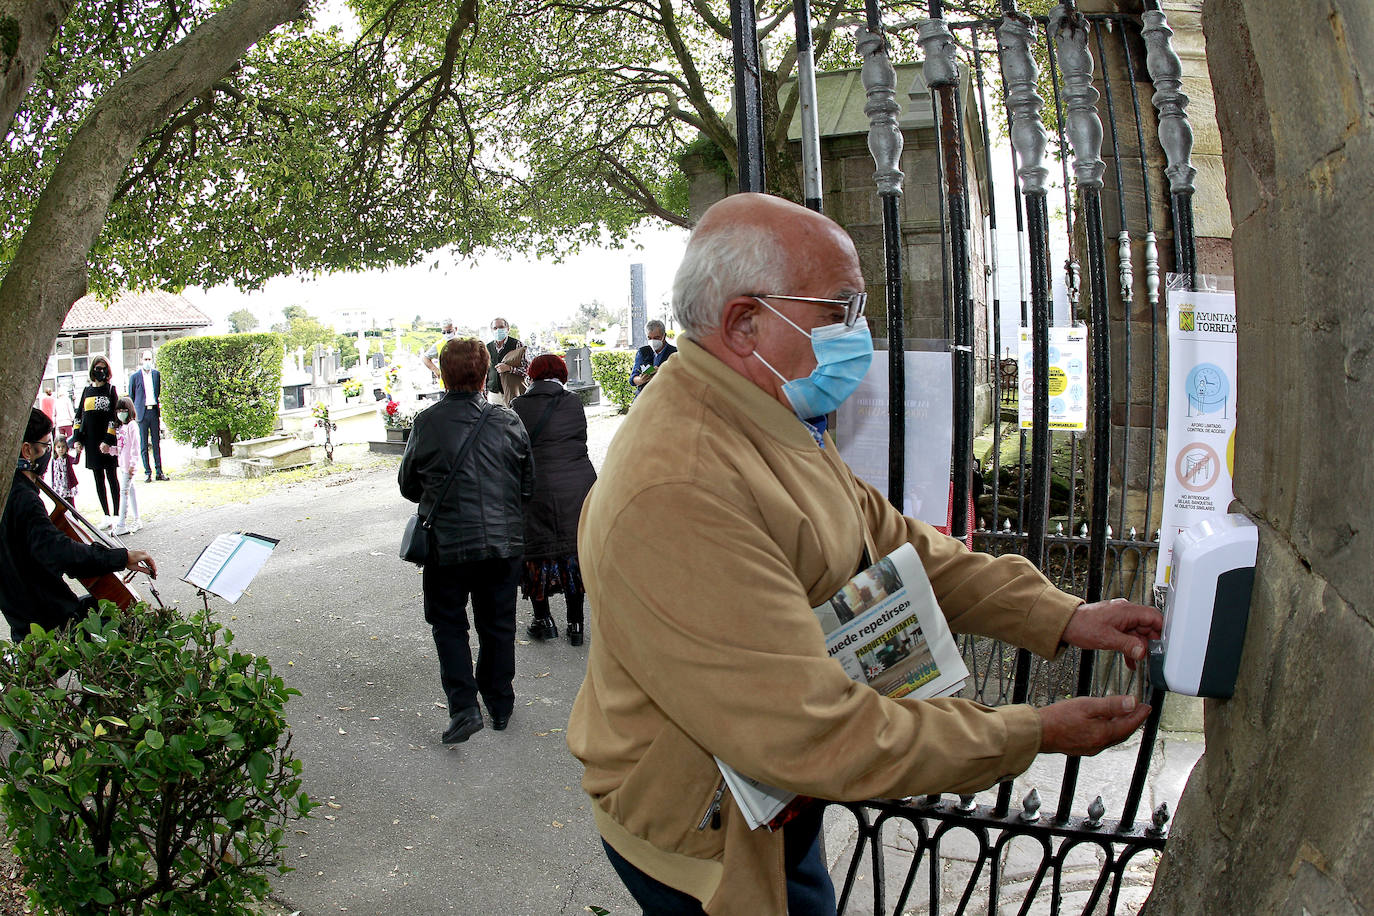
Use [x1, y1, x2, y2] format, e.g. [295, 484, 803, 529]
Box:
[96, 515, 113, 530]
[111, 526, 130, 536]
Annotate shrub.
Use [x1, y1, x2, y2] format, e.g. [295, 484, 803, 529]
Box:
[590, 350, 635, 413]
[159, 333, 284, 456]
[0, 602, 313, 915]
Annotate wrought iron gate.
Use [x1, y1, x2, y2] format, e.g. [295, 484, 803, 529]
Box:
[727, 1, 1199, 912]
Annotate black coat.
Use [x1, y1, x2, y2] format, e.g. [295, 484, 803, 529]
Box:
[0, 472, 127, 641]
[511, 380, 598, 559]
[398, 392, 534, 564]
[73, 382, 119, 470]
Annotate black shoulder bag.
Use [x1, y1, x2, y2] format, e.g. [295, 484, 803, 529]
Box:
[399, 406, 493, 565]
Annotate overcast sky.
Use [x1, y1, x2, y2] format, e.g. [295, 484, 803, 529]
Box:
[181, 223, 692, 336]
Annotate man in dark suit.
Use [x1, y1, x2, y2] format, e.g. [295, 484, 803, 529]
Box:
[127, 349, 168, 482]
[628, 319, 677, 400]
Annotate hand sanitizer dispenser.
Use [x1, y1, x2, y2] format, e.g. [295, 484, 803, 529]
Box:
[1149, 513, 1258, 698]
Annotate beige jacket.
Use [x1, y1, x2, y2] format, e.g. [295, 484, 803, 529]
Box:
[567, 338, 1080, 915]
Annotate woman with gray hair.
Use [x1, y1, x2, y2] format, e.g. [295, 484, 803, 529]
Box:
[628, 319, 678, 399]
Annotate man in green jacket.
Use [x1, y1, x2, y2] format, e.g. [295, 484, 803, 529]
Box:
[567, 193, 1162, 916]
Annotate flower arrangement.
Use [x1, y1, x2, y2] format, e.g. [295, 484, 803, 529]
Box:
[311, 401, 330, 421]
[342, 380, 362, 398]
[383, 399, 413, 430]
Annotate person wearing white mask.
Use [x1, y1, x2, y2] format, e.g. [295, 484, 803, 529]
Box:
[127, 349, 168, 482]
[422, 318, 457, 381]
[567, 193, 1163, 915]
[628, 319, 677, 400]
[485, 317, 527, 407]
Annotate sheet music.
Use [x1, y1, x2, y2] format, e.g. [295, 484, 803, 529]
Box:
[184, 532, 279, 603]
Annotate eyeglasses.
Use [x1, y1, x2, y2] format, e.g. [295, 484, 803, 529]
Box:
[755, 293, 867, 328]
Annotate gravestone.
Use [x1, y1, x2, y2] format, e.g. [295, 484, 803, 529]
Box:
[564, 345, 599, 406]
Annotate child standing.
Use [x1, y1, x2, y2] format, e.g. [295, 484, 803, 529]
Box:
[47, 436, 79, 504]
[110, 397, 141, 536]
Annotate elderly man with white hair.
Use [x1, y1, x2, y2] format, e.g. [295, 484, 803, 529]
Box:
[629, 318, 678, 399]
[422, 318, 457, 381]
[566, 193, 1163, 916]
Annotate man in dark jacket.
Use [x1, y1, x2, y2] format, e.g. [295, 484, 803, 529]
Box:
[628, 319, 677, 399]
[485, 316, 527, 406]
[127, 349, 168, 481]
[399, 338, 534, 744]
[0, 409, 157, 642]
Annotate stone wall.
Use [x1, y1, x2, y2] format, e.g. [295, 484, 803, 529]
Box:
[1144, 1, 1374, 911]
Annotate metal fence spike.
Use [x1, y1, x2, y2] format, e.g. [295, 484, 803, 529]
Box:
[1150, 802, 1171, 835]
[1085, 795, 1105, 828]
[957, 794, 977, 813]
[1129, 526, 1138, 540]
[1020, 787, 1042, 822]
[1004, 518, 1013, 531]
[1080, 523, 1089, 537]
[1106, 524, 1114, 538]
[1056, 522, 1064, 535]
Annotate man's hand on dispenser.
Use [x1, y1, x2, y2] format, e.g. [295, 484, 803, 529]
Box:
[1060, 597, 1163, 671]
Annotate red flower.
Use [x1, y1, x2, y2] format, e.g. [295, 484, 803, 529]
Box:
[385, 400, 399, 417]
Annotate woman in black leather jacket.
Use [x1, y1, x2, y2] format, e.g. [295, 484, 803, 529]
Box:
[398, 338, 534, 745]
[511, 354, 598, 646]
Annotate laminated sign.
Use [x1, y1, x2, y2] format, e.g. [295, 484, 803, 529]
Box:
[1018, 325, 1089, 431]
[1155, 287, 1239, 589]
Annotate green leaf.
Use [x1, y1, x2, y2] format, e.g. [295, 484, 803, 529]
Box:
[144, 730, 164, 750]
[27, 787, 53, 814]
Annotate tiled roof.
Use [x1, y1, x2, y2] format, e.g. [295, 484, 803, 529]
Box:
[62, 290, 212, 333]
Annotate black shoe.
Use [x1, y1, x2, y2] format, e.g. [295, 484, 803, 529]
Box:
[567, 622, 584, 647]
[491, 712, 510, 731]
[155, 472, 169, 481]
[442, 707, 484, 744]
[527, 617, 558, 641]
[144, 474, 152, 483]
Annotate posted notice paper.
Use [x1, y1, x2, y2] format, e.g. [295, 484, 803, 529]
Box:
[1155, 286, 1238, 589]
[184, 532, 279, 603]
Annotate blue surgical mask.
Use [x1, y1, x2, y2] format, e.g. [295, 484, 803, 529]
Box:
[752, 298, 873, 419]
[494, 328, 508, 341]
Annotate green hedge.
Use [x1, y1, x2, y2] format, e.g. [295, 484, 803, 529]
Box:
[159, 333, 284, 456]
[0, 603, 313, 914]
[590, 350, 636, 413]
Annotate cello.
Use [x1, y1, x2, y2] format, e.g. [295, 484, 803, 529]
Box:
[33, 475, 151, 611]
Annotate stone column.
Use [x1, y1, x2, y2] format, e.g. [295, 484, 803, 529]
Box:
[1144, 1, 1374, 912]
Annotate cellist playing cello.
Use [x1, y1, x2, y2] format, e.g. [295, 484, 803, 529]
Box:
[0, 408, 157, 642]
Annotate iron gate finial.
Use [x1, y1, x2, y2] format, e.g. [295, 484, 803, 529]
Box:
[997, 11, 1050, 196]
[1050, 4, 1105, 190]
[917, 17, 960, 90]
[857, 26, 906, 198]
[1141, 9, 1197, 195]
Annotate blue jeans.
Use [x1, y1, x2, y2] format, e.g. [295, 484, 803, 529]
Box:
[602, 803, 836, 915]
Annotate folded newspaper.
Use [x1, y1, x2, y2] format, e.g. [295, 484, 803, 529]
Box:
[715, 542, 969, 830]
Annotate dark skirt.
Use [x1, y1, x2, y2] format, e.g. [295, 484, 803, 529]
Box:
[519, 555, 584, 602]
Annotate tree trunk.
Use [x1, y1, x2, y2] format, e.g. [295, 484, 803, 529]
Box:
[0, 0, 74, 136]
[0, 0, 306, 512]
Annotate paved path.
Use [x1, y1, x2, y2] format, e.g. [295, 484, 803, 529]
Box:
[111, 403, 1199, 915]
